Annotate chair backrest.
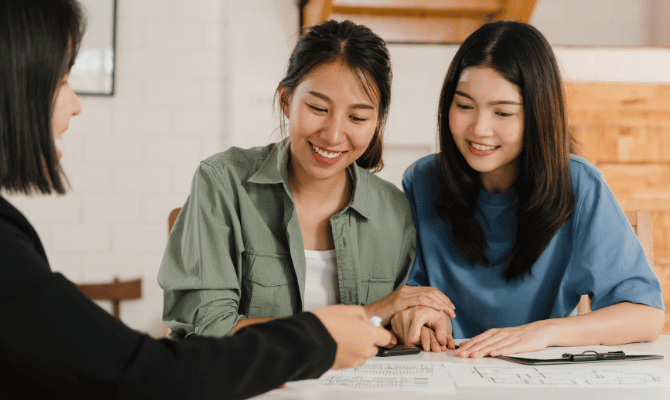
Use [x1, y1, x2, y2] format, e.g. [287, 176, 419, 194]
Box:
[576, 210, 654, 314]
[168, 207, 182, 236]
[76, 277, 142, 319]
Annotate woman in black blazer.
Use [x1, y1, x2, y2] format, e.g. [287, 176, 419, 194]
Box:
[0, 1, 391, 399]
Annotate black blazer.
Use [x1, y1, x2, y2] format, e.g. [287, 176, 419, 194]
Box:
[0, 195, 335, 399]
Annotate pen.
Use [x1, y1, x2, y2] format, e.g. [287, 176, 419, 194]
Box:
[562, 350, 626, 362]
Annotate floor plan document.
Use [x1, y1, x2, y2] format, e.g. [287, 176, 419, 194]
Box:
[451, 364, 670, 388]
[289, 360, 456, 394]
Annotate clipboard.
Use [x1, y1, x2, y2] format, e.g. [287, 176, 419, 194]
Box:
[498, 350, 664, 365]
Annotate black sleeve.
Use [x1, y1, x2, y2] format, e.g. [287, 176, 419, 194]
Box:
[0, 218, 336, 400]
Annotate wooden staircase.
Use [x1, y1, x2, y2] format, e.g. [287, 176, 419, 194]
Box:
[300, 0, 538, 43]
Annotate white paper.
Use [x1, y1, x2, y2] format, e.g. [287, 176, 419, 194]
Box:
[502, 345, 653, 360]
[288, 360, 456, 394]
[450, 364, 670, 388]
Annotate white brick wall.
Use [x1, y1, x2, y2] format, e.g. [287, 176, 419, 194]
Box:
[4, 0, 669, 338]
[3, 0, 231, 337]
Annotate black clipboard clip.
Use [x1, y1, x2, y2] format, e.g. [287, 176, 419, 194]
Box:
[561, 350, 626, 362]
[498, 349, 663, 365]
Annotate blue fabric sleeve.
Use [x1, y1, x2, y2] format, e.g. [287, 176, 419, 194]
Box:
[567, 167, 664, 311]
[402, 162, 428, 287]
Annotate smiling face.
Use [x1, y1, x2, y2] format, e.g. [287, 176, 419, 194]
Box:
[281, 60, 379, 186]
[51, 72, 82, 159]
[449, 66, 524, 194]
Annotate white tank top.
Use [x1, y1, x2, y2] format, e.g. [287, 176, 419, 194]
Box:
[303, 249, 340, 311]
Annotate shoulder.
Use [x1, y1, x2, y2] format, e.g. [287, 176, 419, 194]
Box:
[403, 154, 439, 182]
[356, 167, 412, 214]
[568, 154, 609, 197]
[569, 154, 604, 182]
[402, 154, 438, 198]
[201, 142, 278, 174]
[196, 141, 284, 186]
[0, 207, 49, 291]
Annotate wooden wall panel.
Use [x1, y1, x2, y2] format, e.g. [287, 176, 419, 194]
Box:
[566, 82, 670, 127]
[599, 164, 670, 201]
[573, 126, 670, 163]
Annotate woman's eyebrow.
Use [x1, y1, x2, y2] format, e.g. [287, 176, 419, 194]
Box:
[454, 90, 522, 106]
[307, 90, 375, 110]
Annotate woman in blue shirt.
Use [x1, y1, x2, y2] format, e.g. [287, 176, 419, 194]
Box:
[393, 20, 664, 357]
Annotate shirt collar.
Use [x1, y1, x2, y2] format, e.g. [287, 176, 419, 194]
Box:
[248, 138, 372, 220]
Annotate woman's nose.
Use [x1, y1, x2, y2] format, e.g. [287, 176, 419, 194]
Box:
[72, 91, 82, 116]
[472, 114, 492, 137]
[320, 114, 345, 144]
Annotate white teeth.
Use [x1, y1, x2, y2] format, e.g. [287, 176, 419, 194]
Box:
[310, 143, 343, 159]
[470, 142, 497, 151]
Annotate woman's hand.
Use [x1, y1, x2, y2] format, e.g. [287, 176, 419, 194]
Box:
[311, 305, 393, 370]
[454, 319, 555, 358]
[390, 306, 456, 351]
[363, 285, 456, 326]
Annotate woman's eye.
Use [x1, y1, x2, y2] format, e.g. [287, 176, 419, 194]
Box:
[456, 103, 472, 110]
[350, 115, 367, 123]
[496, 111, 513, 117]
[308, 104, 326, 113]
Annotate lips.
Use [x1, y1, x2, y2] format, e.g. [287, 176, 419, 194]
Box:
[467, 140, 499, 156]
[309, 142, 346, 165]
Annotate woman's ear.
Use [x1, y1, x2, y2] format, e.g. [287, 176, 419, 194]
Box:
[277, 86, 290, 119]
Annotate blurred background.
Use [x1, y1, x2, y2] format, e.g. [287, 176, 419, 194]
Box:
[4, 0, 669, 337]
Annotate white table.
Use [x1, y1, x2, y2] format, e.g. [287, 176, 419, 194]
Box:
[255, 336, 670, 399]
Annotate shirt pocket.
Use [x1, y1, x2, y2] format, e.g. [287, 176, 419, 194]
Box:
[240, 250, 298, 318]
[365, 278, 396, 304]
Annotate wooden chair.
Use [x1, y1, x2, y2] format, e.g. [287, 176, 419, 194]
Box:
[576, 210, 654, 314]
[168, 207, 181, 236]
[76, 277, 142, 320]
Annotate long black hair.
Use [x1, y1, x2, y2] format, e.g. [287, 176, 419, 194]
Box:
[434, 21, 575, 281]
[277, 19, 392, 172]
[0, 0, 85, 195]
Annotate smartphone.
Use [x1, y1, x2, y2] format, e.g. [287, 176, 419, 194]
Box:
[376, 344, 421, 357]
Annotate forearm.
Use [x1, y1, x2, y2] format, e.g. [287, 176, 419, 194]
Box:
[549, 302, 664, 346]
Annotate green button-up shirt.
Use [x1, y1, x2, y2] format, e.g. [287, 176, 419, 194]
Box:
[158, 139, 416, 338]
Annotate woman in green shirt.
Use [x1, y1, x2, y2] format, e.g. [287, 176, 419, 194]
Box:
[159, 20, 455, 341]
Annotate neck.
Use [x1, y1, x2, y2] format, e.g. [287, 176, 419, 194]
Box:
[480, 162, 518, 195]
[287, 158, 352, 208]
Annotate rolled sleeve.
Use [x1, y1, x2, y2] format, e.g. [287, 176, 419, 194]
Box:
[158, 162, 245, 338]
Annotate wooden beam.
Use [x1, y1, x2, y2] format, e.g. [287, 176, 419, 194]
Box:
[331, 0, 503, 17]
[493, 0, 538, 22]
[302, 0, 333, 31]
[328, 14, 487, 43]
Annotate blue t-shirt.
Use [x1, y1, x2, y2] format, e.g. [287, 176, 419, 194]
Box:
[403, 154, 664, 339]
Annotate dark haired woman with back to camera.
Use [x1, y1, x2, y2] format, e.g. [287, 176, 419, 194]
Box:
[392, 20, 664, 356]
[0, 1, 395, 398]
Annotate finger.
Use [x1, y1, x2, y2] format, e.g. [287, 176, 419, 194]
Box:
[388, 329, 398, 346]
[373, 327, 394, 347]
[456, 329, 495, 352]
[429, 329, 444, 353]
[466, 335, 511, 358]
[488, 340, 537, 357]
[471, 338, 519, 358]
[407, 319, 424, 344]
[427, 314, 449, 346]
[420, 326, 432, 352]
[447, 336, 457, 350]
